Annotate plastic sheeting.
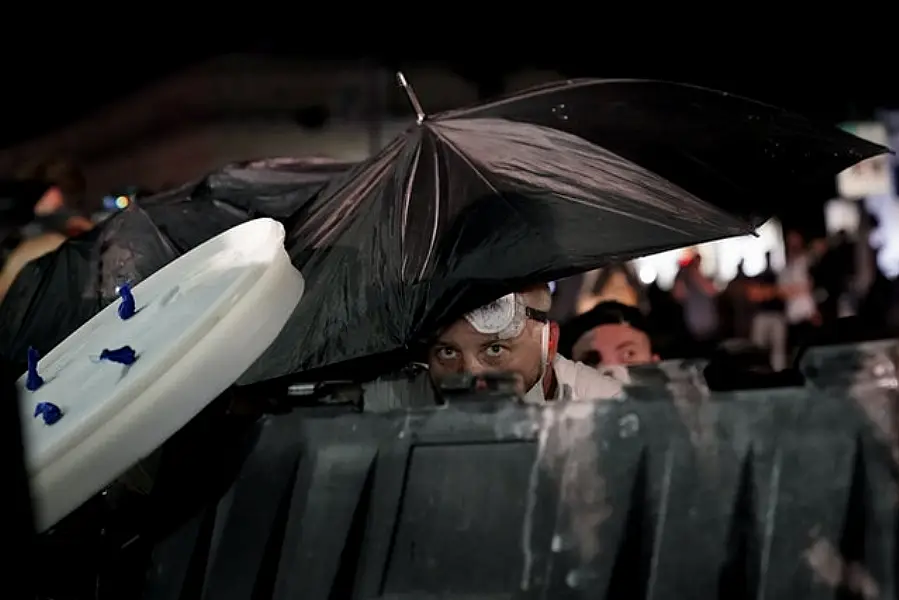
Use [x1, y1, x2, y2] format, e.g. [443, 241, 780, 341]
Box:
[0, 158, 354, 368]
[239, 80, 885, 386]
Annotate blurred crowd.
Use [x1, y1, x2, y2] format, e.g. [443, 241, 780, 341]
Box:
[551, 225, 899, 374]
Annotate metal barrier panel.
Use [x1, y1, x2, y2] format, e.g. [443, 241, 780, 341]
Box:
[140, 372, 897, 599]
[1, 360, 35, 596]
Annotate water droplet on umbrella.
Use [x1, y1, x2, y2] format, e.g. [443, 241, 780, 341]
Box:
[552, 103, 569, 121]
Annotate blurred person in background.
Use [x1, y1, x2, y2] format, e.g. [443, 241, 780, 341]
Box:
[548, 262, 646, 323]
[548, 274, 585, 322]
[859, 265, 899, 335]
[719, 260, 753, 339]
[810, 230, 855, 325]
[645, 279, 688, 358]
[575, 262, 648, 315]
[559, 300, 658, 368]
[0, 159, 93, 302]
[857, 211, 899, 335]
[779, 230, 819, 352]
[673, 250, 719, 356]
[748, 252, 788, 371]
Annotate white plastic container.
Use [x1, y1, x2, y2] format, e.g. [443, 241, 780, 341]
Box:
[18, 218, 303, 531]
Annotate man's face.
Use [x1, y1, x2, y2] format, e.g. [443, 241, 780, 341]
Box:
[573, 323, 656, 367]
[428, 318, 544, 393]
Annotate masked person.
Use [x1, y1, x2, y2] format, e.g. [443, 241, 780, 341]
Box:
[426, 284, 623, 403]
[559, 301, 659, 368]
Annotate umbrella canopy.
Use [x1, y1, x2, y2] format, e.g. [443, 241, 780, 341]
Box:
[450, 79, 883, 225]
[0, 158, 355, 368]
[239, 78, 886, 386]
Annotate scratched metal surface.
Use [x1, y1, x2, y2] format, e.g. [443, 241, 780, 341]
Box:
[139, 340, 898, 600]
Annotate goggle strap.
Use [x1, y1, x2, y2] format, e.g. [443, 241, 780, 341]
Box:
[525, 307, 549, 323]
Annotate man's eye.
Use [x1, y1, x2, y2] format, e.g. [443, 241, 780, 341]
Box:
[621, 348, 640, 362]
[436, 347, 458, 360]
[484, 344, 505, 357]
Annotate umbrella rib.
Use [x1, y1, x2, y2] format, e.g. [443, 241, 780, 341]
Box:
[427, 125, 535, 248]
[430, 128, 503, 198]
[439, 78, 802, 122]
[401, 143, 423, 281]
[432, 124, 750, 241]
[416, 146, 442, 282]
[447, 78, 598, 117]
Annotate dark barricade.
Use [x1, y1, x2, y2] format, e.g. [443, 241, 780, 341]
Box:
[1, 359, 36, 597]
[139, 341, 899, 600]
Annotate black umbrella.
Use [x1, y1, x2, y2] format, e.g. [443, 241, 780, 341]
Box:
[238, 77, 886, 386]
[0, 158, 355, 368]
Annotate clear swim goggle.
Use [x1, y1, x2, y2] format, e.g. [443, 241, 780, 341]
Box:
[463, 293, 549, 340]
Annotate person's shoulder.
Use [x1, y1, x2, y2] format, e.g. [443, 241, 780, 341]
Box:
[0, 232, 66, 301]
[554, 355, 626, 401]
[12, 233, 66, 264]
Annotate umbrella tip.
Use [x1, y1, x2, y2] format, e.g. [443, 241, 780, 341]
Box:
[396, 71, 426, 125]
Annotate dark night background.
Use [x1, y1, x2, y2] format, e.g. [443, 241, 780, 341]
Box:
[3, 33, 894, 149]
[0, 30, 894, 235]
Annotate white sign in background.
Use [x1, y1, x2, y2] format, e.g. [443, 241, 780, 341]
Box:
[836, 122, 893, 199]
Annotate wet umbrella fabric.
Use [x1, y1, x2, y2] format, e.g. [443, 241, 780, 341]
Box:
[446, 79, 883, 226]
[239, 79, 886, 386]
[199, 157, 358, 219]
[0, 158, 354, 367]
